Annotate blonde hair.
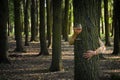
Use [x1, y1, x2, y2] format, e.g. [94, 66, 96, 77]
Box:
[74, 23, 82, 29]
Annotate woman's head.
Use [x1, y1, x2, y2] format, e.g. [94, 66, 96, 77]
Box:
[73, 24, 82, 35]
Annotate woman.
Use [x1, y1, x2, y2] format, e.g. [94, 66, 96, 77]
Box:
[69, 24, 106, 60]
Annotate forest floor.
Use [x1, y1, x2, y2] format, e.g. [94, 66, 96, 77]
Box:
[0, 38, 120, 80]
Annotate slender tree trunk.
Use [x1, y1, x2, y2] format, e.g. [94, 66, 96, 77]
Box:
[98, 0, 102, 37]
[20, 0, 24, 33]
[9, 0, 14, 36]
[0, 0, 10, 63]
[30, 0, 36, 41]
[101, 17, 104, 34]
[73, 0, 100, 80]
[68, 1, 73, 34]
[24, 0, 30, 46]
[36, 0, 39, 37]
[39, 0, 49, 55]
[8, 1, 10, 36]
[50, 0, 64, 72]
[63, 0, 69, 41]
[104, 0, 111, 46]
[62, 1, 65, 40]
[47, 0, 52, 48]
[14, 0, 25, 52]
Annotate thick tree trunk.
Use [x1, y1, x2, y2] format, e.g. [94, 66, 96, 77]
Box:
[0, 0, 10, 63]
[112, 0, 120, 55]
[50, 0, 64, 72]
[39, 0, 49, 55]
[73, 0, 100, 80]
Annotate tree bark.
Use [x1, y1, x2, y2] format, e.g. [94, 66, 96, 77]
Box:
[39, 0, 49, 55]
[0, 0, 10, 63]
[50, 0, 64, 72]
[104, 0, 111, 46]
[14, 0, 25, 52]
[30, 0, 37, 41]
[47, 0, 52, 48]
[24, 0, 30, 46]
[63, 0, 69, 41]
[73, 0, 100, 80]
[112, 0, 120, 55]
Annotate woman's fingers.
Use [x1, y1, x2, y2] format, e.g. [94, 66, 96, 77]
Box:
[83, 52, 94, 60]
[83, 53, 90, 58]
[86, 50, 93, 53]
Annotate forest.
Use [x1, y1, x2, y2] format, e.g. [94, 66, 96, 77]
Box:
[0, 0, 120, 80]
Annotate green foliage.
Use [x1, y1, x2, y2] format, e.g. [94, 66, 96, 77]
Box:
[101, 0, 113, 24]
[109, 17, 112, 24]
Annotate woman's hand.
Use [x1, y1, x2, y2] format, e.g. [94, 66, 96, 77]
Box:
[74, 28, 82, 35]
[83, 50, 97, 60]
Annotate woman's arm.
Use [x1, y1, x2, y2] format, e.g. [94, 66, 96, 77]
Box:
[69, 33, 78, 45]
[83, 38, 106, 60]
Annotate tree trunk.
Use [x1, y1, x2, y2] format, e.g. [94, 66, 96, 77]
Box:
[24, 0, 30, 46]
[36, 0, 39, 37]
[47, 0, 52, 48]
[30, 0, 36, 41]
[98, 0, 102, 37]
[50, 0, 64, 72]
[104, 0, 111, 46]
[63, 0, 69, 41]
[14, 0, 25, 52]
[39, 0, 49, 55]
[112, 0, 120, 55]
[8, 0, 14, 36]
[68, 1, 73, 35]
[62, 1, 65, 40]
[0, 0, 10, 63]
[73, 0, 100, 80]
[8, 1, 10, 36]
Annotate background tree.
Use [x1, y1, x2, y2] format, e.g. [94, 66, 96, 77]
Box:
[73, 0, 101, 80]
[0, 0, 10, 63]
[14, 0, 25, 52]
[47, 0, 52, 48]
[39, 0, 49, 55]
[104, 0, 111, 46]
[49, 0, 64, 71]
[101, 1, 105, 35]
[112, 0, 120, 55]
[63, 0, 69, 41]
[109, 0, 114, 37]
[35, 0, 39, 37]
[30, 0, 37, 41]
[8, 0, 14, 36]
[8, 0, 10, 36]
[98, 0, 102, 37]
[24, 0, 30, 46]
[68, 0, 73, 34]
